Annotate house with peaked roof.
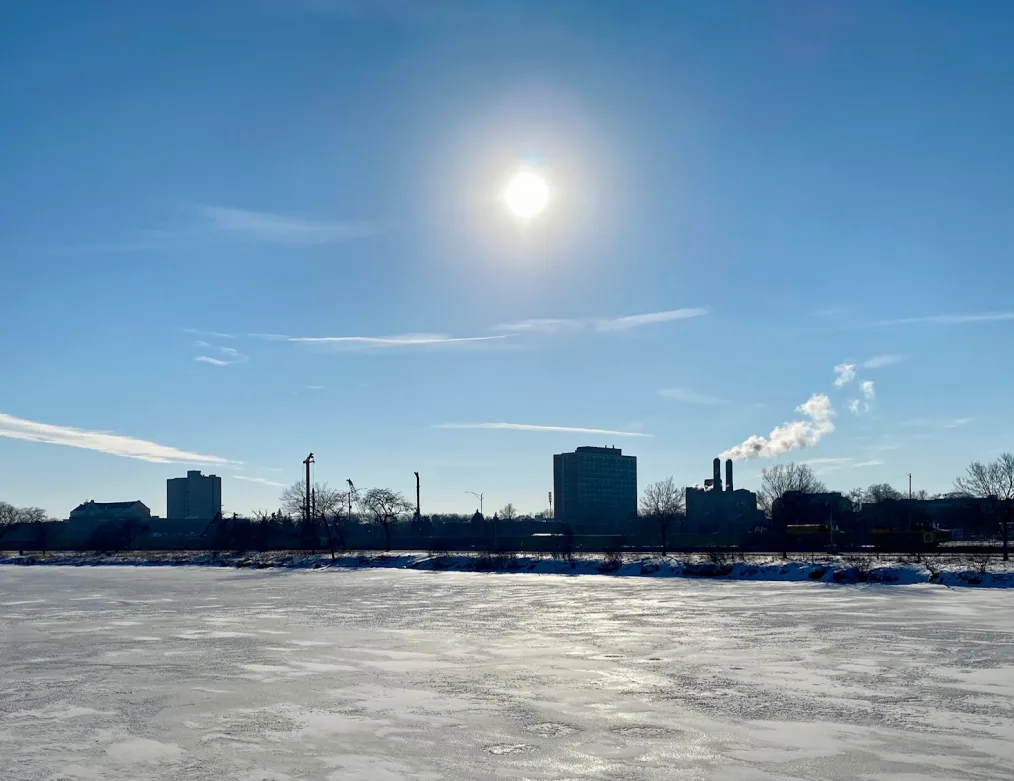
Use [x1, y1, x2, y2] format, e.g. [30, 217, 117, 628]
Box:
[68, 500, 151, 524]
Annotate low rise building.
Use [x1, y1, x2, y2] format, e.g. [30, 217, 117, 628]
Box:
[68, 500, 151, 524]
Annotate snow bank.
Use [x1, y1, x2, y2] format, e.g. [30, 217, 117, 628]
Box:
[2, 550, 1012, 588]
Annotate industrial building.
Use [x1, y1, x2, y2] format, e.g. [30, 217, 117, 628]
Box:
[685, 458, 763, 534]
[167, 470, 222, 520]
[553, 446, 637, 527]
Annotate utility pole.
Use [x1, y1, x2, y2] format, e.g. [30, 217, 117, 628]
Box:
[303, 453, 314, 522]
[908, 473, 913, 499]
[548, 491, 553, 519]
[347, 479, 354, 520]
[414, 472, 421, 522]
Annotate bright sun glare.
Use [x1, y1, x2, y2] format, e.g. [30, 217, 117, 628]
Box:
[503, 170, 550, 220]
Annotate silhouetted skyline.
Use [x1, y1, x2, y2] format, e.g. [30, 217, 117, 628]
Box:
[3, 2, 1013, 518]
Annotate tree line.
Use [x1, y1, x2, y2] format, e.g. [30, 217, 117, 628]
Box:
[0, 502, 53, 547]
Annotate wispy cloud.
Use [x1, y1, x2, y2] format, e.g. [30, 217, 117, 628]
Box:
[183, 328, 235, 340]
[0, 413, 234, 465]
[848, 380, 875, 415]
[493, 318, 584, 334]
[720, 394, 835, 461]
[863, 355, 904, 369]
[872, 312, 1014, 327]
[433, 422, 651, 438]
[832, 362, 856, 387]
[232, 475, 285, 488]
[802, 457, 854, 467]
[304, 385, 325, 391]
[657, 388, 727, 405]
[495, 308, 709, 335]
[71, 206, 381, 255]
[594, 308, 710, 332]
[288, 333, 509, 348]
[199, 205, 382, 244]
[801, 456, 884, 474]
[193, 342, 247, 367]
[903, 417, 973, 429]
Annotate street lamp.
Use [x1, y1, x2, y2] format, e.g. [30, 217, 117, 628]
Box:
[466, 491, 484, 516]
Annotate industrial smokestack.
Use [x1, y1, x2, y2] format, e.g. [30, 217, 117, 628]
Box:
[725, 459, 734, 492]
[712, 457, 722, 492]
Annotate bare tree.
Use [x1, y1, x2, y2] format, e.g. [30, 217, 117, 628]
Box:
[281, 480, 345, 552]
[499, 503, 518, 521]
[863, 483, 904, 503]
[360, 488, 412, 551]
[281, 480, 327, 519]
[639, 477, 686, 555]
[758, 463, 827, 517]
[17, 507, 50, 524]
[0, 502, 21, 547]
[320, 489, 351, 558]
[955, 453, 1014, 561]
[846, 487, 866, 510]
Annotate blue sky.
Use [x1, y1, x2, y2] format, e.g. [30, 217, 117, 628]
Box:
[2, 0, 1013, 518]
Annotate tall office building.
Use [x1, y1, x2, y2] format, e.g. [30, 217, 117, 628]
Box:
[553, 446, 637, 526]
[167, 470, 222, 520]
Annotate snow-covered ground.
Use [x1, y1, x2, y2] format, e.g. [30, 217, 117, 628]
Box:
[2, 568, 1013, 780]
[3, 550, 1013, 588]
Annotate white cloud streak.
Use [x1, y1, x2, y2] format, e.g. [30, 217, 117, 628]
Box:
[493, 318, 584, 334]
[433, 422, 651, 438]
[657, 388, 727, 405]
[863, 355, 904, 369]
[199, 205, 382, 244]
[495, 308, 709, 335]
[0, 413, 234, 465]
[289, 333, 509, 347]
[232, 475, 286, 488]
[801, 456, 885, 474]
[872, 312, 1014, 326]
[594, 308, 710, 332]
[719, 394, 835, 461]
[832, 362, 856, 387]
[860, 380, 875, 401]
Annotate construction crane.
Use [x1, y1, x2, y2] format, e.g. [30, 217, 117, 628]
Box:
[346, 478, 360, 520]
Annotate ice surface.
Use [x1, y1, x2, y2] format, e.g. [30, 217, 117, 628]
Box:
[1, 567, 1013, 780]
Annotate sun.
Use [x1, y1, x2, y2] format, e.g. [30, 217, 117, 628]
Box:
[503, 169, 550, 220]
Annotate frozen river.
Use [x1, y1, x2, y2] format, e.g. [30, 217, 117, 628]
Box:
[1, 567, 1013, 780]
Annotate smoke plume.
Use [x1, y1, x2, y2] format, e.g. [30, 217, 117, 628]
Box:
[719, 394, 836, 461]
